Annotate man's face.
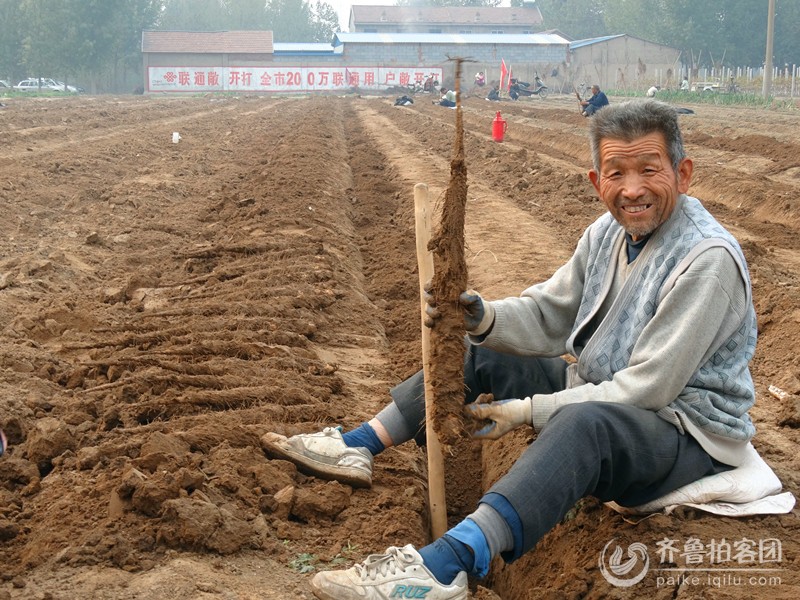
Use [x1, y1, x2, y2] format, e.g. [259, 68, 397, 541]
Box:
[588, 132, 693, 240]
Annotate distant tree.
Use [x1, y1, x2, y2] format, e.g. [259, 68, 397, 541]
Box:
[311, 1, 340, 42]
[265, 0, 312, 41]
[528, 0, 607, 39]
[0, 0, 24, 82]
[225, 0, 271, 30]
[18, 0, 68, 79]
[158, 0, 229, 30]
[773, 0, 800, 67]
[107, 0, 163, 90]
[18, 0, 160, 92]
[60, 0, 160, 92]
[601, 0, 799, 69]
[265, 0, 338, 42]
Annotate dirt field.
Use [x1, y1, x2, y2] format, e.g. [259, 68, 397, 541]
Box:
[0, 91, 799, 600]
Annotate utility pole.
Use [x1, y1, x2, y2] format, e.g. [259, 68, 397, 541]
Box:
[762, 0, 775, 97]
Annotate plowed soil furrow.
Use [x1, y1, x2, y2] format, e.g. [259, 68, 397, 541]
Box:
[0, 95, 798, 599]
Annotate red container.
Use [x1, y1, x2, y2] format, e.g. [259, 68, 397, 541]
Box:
[491, 111, 507, 142]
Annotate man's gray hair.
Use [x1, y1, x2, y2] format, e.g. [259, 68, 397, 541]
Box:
[588, 100, 686, 173]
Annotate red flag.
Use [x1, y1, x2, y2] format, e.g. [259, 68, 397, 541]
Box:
[499, 59, 508, 92]
[507, 67, 513, 91]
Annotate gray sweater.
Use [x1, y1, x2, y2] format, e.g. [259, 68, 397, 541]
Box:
[472, 195, 756, 466]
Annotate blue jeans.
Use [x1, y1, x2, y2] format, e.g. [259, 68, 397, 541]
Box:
[390, 344, 730, 560]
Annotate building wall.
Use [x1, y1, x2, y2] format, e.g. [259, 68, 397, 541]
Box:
[568, 37, 681, 91]
[357, 24, 537, 35]
[341, 41, 568, 86]
[144, 42, 569, 93]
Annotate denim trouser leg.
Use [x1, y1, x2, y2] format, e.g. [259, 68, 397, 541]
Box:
[389, 344, 567, 446]
[487, 402, 730, 562]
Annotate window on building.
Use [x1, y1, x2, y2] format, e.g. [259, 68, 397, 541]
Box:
[364, 28, 377, 33]
[491, 30, 504, 34]
[429, 28, 442, 33]
[459, 30, 472, 34]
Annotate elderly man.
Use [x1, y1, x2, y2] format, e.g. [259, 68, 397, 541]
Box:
[264, 100, 757, 600]
[581, 84, 610, 116]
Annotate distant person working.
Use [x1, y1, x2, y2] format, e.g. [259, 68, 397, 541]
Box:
[581, 84, 609, 116]
[434, 87, 457, 107]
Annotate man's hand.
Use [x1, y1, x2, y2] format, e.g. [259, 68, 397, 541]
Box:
[464, 398, 532, 440]
[423, 285, 495, 334]
[459, 290, 495, 335]
[422, 282, 439, 328]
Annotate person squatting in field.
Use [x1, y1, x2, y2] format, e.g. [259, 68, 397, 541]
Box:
[581, 84, 610, 116]
[435, 87, 457, 107]
[263, 100, 758, 600]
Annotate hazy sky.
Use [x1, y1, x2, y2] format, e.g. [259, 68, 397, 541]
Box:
[330, 1, 513, 33]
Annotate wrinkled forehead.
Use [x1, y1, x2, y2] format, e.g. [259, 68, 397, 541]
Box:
[598, 132, 670, 164]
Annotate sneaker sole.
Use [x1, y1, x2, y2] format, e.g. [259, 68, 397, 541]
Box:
[261, 433, 372, 489]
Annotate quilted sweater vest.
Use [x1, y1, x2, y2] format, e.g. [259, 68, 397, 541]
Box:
[567, 195, 757, 440]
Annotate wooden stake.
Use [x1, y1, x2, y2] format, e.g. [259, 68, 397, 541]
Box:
[413, 182, 448, 540]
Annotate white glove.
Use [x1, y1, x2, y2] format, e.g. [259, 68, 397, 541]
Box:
[464, 398, 532, 440]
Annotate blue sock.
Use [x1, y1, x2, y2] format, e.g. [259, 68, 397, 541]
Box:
[341, 422, 385, 456]
[446, 519, 491, 577]
[418, 534, 474, 585]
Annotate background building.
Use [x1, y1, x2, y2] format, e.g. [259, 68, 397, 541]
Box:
[141, 29, 569, 94]
[348, 4, 544, 35]
[140, 13, 680, 95]
[567, 34, 681, 92]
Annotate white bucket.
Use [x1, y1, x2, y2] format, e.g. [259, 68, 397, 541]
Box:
[172, 132, 181, 143]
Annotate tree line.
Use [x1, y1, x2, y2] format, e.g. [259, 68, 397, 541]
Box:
[0, 0, 340, 92]
[529, 0, 800, 70]
[1, 0, 797, 93]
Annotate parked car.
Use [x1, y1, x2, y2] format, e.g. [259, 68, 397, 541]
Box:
[52, 79, 82, 93]
[0, 79, 12, 90]
[14, 78, 78, 93]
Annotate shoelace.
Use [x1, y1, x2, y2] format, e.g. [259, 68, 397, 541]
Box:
[355, 546, 415, 581]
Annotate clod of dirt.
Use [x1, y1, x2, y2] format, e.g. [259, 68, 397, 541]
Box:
[24, 417, 77, 474]
[778, 393, 800, 428]
[157, 496, 253, 554]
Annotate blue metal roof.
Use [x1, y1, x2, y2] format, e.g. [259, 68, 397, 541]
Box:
[332, 32, 569, 47]
[569, 35, 625, 50]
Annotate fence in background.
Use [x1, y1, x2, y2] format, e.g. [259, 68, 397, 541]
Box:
[651, 63, 798, 96]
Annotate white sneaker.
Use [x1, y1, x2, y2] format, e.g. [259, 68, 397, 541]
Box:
[261, 427, 373, 488]
[311, 544, 468, 600]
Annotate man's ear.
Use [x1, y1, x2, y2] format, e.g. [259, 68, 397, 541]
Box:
[588, 169, 601, 195]
[676, 158, 693, 194]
